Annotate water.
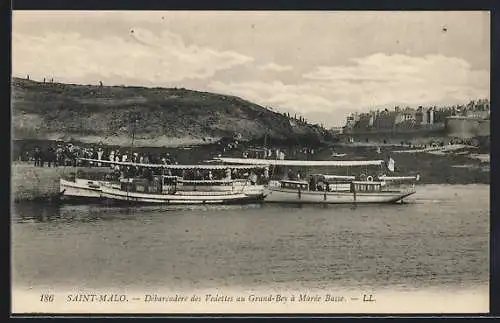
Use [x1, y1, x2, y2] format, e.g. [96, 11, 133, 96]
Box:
[12, 185, 489, 294]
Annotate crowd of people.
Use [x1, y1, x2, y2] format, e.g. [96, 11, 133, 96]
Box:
[20, 141, 269, 184]
[21, 142, 177, 168]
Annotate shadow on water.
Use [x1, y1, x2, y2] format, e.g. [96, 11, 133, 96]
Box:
[261, 200, 416, 211]
[11, 201, 268, 224]
[11, 197, 422, 224]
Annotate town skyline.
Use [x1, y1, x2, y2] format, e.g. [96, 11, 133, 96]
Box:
[343, 98, 490, 131]
[12, 11, 490, 127]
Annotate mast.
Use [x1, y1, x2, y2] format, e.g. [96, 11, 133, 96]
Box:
[127, 111, 139, 202]
[130, 111, 138, 154]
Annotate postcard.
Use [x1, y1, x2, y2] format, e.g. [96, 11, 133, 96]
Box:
[11, 10, 490, 314]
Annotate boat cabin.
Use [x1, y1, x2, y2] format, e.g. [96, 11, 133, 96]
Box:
[120, 177, 160, 194]
[120, 175, 176, 194]
[308, 174, 355, 192]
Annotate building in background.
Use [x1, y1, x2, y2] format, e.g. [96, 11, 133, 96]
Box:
[344, 99, 488, 132]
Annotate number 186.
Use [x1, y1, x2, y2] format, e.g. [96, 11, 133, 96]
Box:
[40, 294, 54, 302]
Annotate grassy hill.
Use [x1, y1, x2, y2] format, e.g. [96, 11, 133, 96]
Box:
[12, 78, 329, 147]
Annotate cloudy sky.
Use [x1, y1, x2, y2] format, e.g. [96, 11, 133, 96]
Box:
[12, 11, 490, 126]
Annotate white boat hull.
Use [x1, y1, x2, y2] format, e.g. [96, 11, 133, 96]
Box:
[59, 178, 106, 199]
[60, 178, 264, 202]
[264, 187, 415, 204]
[100, 186, 265, 205]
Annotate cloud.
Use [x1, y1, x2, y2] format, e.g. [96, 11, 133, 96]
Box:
[208, 80, 336, 125]
[257, 62, 293, 72]
[12, 24, 489, 127]
[303, 54, 489, 105]
[210, 53, 489, 126]
[12, 28, 254, 84]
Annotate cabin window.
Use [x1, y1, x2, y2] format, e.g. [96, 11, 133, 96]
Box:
[163, 177, 176, 185]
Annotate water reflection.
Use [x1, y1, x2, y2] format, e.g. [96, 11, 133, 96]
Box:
[11, 201, 267, 224]
[11, 185, 489, 291]
[12, 199, 420, 224]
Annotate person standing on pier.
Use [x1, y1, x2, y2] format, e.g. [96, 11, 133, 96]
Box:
[33, 147, 41, 167]
[46, 145, 55, 167]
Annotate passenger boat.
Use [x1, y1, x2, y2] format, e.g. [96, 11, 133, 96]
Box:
[60, 178, 112, 200]
[59, 158, 266, 204]
[59, 168, 119, 201]
[214, 157, 419, 204]
[99, 175, 264, 205]
[263, 178, 416, 204]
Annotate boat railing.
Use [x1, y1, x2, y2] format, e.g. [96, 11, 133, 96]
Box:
[178, 179, 234, 186]
[67, 170, 117, 182]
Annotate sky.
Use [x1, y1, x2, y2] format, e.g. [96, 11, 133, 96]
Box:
[12, 11, 490, 127]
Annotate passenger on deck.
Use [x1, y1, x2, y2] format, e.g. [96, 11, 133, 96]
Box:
[309, 176, 316, 191]
[250, 172, 258, 185]
[97, 148, 103, 166]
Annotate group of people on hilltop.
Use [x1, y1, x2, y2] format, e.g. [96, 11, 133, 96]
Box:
[24, 142, 177, 168]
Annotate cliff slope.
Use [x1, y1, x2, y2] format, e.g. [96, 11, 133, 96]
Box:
[12, 78, 328, 147]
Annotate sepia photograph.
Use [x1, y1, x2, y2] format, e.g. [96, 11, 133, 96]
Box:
[10, 10, 490, 314]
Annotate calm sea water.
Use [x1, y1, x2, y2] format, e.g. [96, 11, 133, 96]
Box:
[11, 185, 489, 293]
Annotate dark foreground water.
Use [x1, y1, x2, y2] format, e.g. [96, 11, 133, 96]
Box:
[12, 185, 489, 294]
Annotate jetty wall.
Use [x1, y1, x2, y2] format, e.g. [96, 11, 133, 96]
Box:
[340, 127, 447, 144]
[11, 163, 112, 202]
[11, 163, 73, 202]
